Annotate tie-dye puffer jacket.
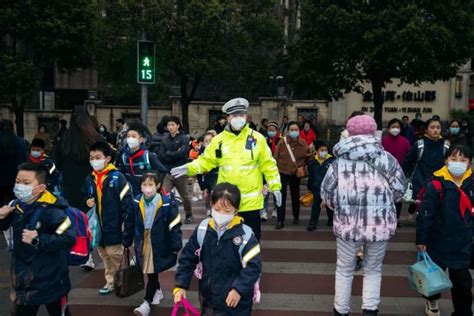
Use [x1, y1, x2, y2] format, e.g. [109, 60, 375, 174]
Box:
[321, 135, 407, 242]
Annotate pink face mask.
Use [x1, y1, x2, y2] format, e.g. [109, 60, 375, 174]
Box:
[142, 186, 157, 198]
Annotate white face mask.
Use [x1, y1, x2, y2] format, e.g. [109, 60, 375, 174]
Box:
[13, 184, 35, 203]
[99, 127, 105, 133]
[389, 128, 401, 136]
[211, 209, 235, 227]
[447, 161, 468, 177]
[141, 186, 157, 199]
[31, 150, 42, 158]
[230, 117, 246, 131]
[126, 137, 140, 149]
[90, 159, 106, 171]
[319, 151, 328, 159]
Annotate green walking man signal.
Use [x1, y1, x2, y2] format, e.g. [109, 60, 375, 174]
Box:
[137, 40, 155, 84]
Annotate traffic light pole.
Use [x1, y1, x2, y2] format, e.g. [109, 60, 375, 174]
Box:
[140, 32, 149, 126]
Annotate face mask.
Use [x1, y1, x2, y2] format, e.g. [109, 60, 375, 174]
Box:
[267, 131, 277, 138]
[230, 117, 246, 131]
[127, 137, 140, 149]
[304, 127, 310, 132]
[90, 159, 106, 171]
[142, 186, 157, 200]
[31, 150, 42, 158]
[450, 127, 460, 135]
[211, 209, 235, 227]
[13, 184, 35, 203]
[99, 127, 105, 133]
[389, 128, 400, 136]
[289, 131, 299, 139]
[319, 151, 328, 159]
[447, 161, 468, 177]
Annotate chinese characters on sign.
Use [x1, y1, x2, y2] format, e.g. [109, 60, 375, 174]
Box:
[361, 90, 437, 114]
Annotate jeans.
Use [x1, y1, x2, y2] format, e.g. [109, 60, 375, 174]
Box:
[277, 173, 300, 223]
[12, 298, 70, 316]
[334, 238, 388, 314]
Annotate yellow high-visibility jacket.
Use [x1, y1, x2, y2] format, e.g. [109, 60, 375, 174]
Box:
[187, 125, 281, 212]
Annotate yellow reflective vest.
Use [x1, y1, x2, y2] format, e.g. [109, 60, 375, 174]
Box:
[187, 125, 281, 212]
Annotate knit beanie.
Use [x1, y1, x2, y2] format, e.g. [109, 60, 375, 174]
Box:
[346, 114, 377, 136]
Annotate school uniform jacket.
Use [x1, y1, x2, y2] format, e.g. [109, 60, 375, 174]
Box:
[175, 217, 262, 315]
[0, 191, 76, 305]
[28, 154, 61, 193]
[307, 154, 335, 196]
[123, 193, 183, 272]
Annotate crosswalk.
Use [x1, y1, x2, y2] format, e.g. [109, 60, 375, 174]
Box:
[65, 188, 462, 316]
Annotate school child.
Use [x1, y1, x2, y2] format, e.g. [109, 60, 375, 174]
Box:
[197, 133, 218, 216]
[28, 138, 62, 195]
[416, 145, 473, 316]
[82, 141, 133, 295]
[189, 138, 204, 202]
[174, 182, 262, 315]
[117, 121, 167, 195]
[0, 163, 75, 316]
[307, 140, 335, 231]
[123, 171, 183, 316]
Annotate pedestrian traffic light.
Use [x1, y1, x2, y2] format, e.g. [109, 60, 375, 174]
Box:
[137, 40, 155, 84]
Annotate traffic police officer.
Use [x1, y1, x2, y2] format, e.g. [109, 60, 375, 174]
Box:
[171, 98, 282, 240]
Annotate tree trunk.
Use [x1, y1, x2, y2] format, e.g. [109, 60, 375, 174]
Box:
[371, 78, 384, 129]
[12, 96, 25, 137]
[180, 72, 202, 133]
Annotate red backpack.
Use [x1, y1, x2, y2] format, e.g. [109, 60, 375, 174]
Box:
[416, 180, 443, 211]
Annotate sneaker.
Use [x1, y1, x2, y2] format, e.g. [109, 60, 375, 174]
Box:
[185, 215, 194, 224]
[81, 256, 95, 271]
[333, 308, 349, 316]
[293, 218, 300, 225]
[425, 300, 440, 316]
[275, 222, 284, 230]
[134, 300, 150, 316]
[192, 196, 199, 202]
[362, 309, 378, 316]
[151, 289, 163, 305]
[99, 286, 113, 296]
[197, 194, 203, 201]
[261, 212, 268, 222]
[307, 224, 316, 231]
[271, 210, 277, 218]
[130, 255, 136, 266]
[355, 255, 364, 271]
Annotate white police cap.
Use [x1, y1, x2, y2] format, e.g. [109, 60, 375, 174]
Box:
[222, 98, 249, 114]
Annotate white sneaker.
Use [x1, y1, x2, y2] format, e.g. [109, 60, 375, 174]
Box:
[197, 194, 203, 201]
[130, 255, 136, 266]
[271, 210, 277, 218]
[81, 256, 95, 271]
[151, 289, 163, 305]
[192, 196, 199, 202]
[425, 300, 440, 316]
[261, 212, 268, 221]
[134, 301, 150, 316]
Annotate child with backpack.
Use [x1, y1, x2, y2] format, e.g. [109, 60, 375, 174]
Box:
[402, 118, 450, 221]
[0, 163, 75, 316]
[197, 133, 218, 216]
[82, 141, 134, 295]
[117, 121, 167, 195]
[416, 145, 473, 316]
[174, 182, 262, 315]
[123, 171, 183, 316]
[307, 140, 335, 231]
[28, 138, 62, 195]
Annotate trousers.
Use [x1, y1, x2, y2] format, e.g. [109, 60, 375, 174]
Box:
[12, 297, 70, 316]
[239, 210, 261, 241]
[277, 173, 300, 223]
[97, 244, 123, 290]
[163, 173, 192, 216]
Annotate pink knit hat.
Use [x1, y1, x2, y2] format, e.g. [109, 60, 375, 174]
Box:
[346, 114, 377, 136]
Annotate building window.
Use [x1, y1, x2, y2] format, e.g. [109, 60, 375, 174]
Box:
[37, 117, 60, 139]
[208, 110, 222, 129]
[455, 76, 463, 98]
[297, 108, 318, 126]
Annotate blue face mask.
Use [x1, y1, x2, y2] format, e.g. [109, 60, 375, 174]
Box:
[450, 127, 460, 135]
[267, 131, 277, 138]
[288, 131, 299, 139]
[13, 184, 34, 203]
[447, 161, 468, 177]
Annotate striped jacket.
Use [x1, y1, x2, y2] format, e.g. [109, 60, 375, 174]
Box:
[321, 135, 407, 242]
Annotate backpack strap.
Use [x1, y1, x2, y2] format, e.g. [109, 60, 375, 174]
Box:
[27, 208, 42, 231]
[443, 140, 450, 155]
[144, 151, 151, 170]
[416, 139, 425, 161]
[197, 218, 211, 248]
[431, 179, 444, 202]
[239, 224, 254, 268]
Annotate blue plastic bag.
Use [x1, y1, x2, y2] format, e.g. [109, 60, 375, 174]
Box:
[86, 206, 101, 249]
[408, 252, 452, 297]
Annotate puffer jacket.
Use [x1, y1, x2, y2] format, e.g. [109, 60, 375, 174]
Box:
[321, 135, 407, 242]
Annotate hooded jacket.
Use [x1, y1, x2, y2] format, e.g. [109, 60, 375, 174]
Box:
[321, 135, 407, 242]
[416, 166, 474, 269]
[0, 191, 76, 305]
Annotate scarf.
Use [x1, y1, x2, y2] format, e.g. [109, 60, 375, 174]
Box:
[128, 149, 145, 176]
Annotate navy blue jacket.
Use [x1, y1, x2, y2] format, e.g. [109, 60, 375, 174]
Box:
[157, 132, 190, 170]
[307, 155, 335, 196]
[0, 191, 76, 305]
[402, 137, 449, 197]
[117, 144, 168, 195]
[28, 154, 61, 194]
[175, 218, 262, 315]
[123, 193, 182, 272]
[197, 147, 218, 191]
[0, 135, 27, 186]
[82, 166, 133, 246]
[416, 167, 474, 269]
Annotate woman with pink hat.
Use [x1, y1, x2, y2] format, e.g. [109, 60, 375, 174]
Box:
[321, 115, 407, 316]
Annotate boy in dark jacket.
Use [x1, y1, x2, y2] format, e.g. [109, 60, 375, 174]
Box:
[123, 171, 182, 316]
[117, 122, 167, 195]
[174, 183, 262, 315]
[416, 145, 473, 316]
[0, 163, 75, 315]
[82, 142, 134, 295]
[307, 141, 335, 231]
[28, 138, 61, 195]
